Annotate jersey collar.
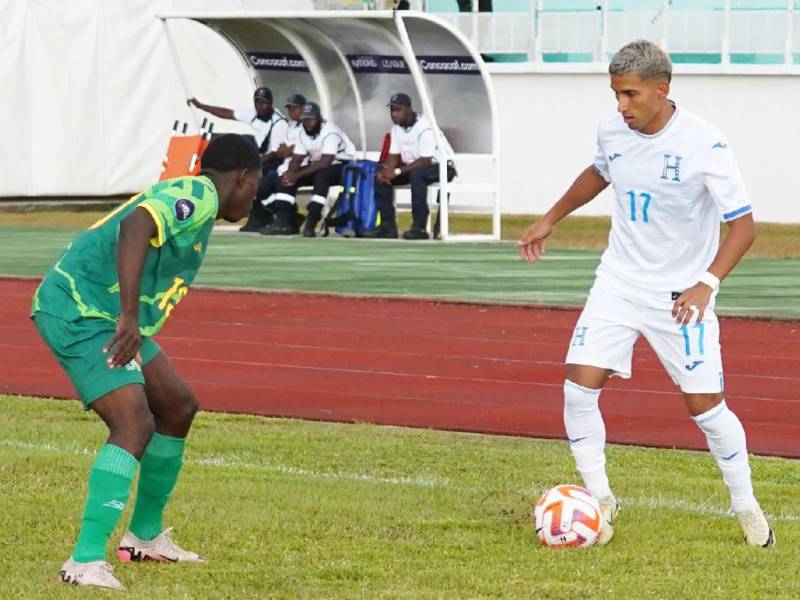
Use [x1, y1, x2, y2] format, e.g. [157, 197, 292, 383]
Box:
[634, 101, 679, 140]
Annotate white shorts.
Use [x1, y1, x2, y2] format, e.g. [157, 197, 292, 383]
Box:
[565, 285, 724, 394]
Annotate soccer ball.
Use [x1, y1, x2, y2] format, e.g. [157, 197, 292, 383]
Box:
[533, 484, 602, 548]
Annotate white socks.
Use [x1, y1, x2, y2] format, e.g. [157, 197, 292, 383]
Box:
[564, 382, 756, 512]
[692, 400, 757, 512]
[563, 379, 612, 499]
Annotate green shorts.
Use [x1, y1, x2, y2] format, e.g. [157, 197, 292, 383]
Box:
[33, 312, 161, 408]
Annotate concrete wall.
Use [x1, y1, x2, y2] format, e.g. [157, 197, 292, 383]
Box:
[490, 68, 800, 223]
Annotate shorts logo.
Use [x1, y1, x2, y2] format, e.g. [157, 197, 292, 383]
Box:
[684, 360, 704, 371]
[124, 359, 141, 372]
[671, 291, 682, 301]
[175, 198, 195, 221]
[570, 326, 588, 347]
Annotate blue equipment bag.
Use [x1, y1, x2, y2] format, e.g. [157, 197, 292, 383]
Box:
[325, 160, 381, 237]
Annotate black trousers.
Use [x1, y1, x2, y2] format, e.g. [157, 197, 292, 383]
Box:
[275, 163, 346, 205]
[243, 162, 282, 227]
[374, 163, 456, 228]
[457, 0, 492, 11]
[257, 167, 280, 203]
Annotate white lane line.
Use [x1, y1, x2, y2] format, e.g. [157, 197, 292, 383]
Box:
[0, 439, 446, 488]
[2, 438, 799, 522]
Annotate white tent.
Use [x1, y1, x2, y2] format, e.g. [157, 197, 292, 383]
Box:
[1, 0, 287, 197]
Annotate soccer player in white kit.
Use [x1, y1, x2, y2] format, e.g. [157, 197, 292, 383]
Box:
[518, 40, 774, 547]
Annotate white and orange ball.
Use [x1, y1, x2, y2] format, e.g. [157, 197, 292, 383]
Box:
[533, 484, 602, 548]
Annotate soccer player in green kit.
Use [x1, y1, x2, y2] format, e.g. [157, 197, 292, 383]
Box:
[31, 134, 261, 590]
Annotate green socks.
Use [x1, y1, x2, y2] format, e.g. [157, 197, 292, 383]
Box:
[70, 435, 187, 561]
[72, 444, 138, 563]
[128, 432, 186, 541]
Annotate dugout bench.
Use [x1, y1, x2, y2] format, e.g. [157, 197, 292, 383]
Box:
[159, 9, 501, 241]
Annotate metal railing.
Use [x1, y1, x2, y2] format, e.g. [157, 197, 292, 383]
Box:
[435, 11, 534, 54]
[428, 1, 798, 65]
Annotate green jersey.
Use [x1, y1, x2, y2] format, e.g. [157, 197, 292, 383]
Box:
[32, 175, 219, 337]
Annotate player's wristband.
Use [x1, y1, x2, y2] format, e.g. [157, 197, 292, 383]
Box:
[699, 271, 720, 293]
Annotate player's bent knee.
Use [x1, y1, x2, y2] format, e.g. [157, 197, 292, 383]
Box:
[160, 390, 198, 432]
[565, 364, 611, 390]
[683, 392, 724, 418]
[140, 412, 157, 442]
[109, 412, 155, 459]
[180, 390, 199, 423]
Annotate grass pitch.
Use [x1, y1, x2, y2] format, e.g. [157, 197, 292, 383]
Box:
[2, 395, 799, 599]
[1, 225, 797, 318]
[1, 209, 798, 258]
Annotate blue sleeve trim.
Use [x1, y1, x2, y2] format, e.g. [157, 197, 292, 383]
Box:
[722, 204, 751, 221]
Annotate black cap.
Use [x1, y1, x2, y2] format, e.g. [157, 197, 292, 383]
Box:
[253, 87, 273, 103]
[300, 101, 321, 120]
[285, 93, 307, 108]
[388, 92, 412, 107]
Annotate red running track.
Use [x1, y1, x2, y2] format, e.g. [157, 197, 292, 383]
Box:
[1, 278, 798, 457]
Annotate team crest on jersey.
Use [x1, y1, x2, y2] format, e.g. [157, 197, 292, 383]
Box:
[175, 198, 195, 221]
[660, 154, 682, 182]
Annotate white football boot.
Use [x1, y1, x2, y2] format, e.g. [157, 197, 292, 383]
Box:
[735, 504, 776, 547]
[58, 558, 125, 590]
[117, 528, 205, 563]
[595, 495, 619, 546]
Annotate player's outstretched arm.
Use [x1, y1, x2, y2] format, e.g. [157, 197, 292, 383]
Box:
[518, 165, 609, 263]
[710, 212, 756, 278]
[672, 213, 755, 325]
[103, 207, 157, 368]
[187, 98, 235, 121]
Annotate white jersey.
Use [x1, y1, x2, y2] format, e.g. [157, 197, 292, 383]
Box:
[277, 121, 306, 176]
[389, 113, 454, 165]
[293, 121, 356, 165]
[233, 108, 289, 152]
[592, 105, 751, 306]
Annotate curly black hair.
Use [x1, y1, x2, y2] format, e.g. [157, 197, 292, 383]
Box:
[200, 134, 261, 173]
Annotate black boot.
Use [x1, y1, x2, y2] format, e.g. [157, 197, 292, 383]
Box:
[240, 201, 273, 232]
[302, 203, 323, 238]
[402, 221, 430, 240]
[260, 200, 298, 235]
[361, 221, 398, 239]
